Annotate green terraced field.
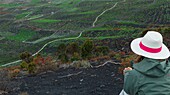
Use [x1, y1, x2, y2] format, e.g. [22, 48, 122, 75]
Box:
[6, 29, 37, 41]
[32, 19, 62, 23]
[0, 0, 169, 65]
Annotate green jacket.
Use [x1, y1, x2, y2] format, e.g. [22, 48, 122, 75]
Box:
[123, 58, 170, 95]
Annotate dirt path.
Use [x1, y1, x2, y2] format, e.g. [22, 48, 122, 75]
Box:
[32, 32, 82, 56]
[92, 2, 118, 27]
[1, 32, 82, 67]
[92, 0, 126, 27]
[1, 0, 126, 67]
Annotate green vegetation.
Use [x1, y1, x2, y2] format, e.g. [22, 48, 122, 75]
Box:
[95, 46, 109, 56]
[81, 39, 94, 58]
[98, 0, 169, 24]
[116, 21, 140, 25]
[66, 42, 80, 55]
[67, 8, 79, 12]
[57, 0, 81, 12]
[19, 52, 55, 74]
[6, 29, 36, 41]
[89, 27, 113, 31]
[32, 19, 62, 23]
[78, 11, 97, 15]
[0, 3, 21, 8]
[0, 0, 169, 66]
[27, 15, 43, 20]
[56, 39, 110, 63]
[19, 52, 35, 73]
[0, 32, 14, 37]
[16, 12, 32, 19]
[31, 0, 41, 4]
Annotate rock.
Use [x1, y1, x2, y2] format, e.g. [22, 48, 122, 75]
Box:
[0, 90, 8, 94]
[59, 64, 70, 69]
[80, 79, 84, 82]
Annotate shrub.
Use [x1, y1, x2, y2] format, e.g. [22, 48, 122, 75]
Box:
[20, 61, 28, 69]
[81, 39, 94, 59]
[66, 42, 80, 55]
[70, 52, 81, 61]
[57, 43, 66, 54]
[36, 62, 58, 74]
[94, 46, 110, 56]
[27, 62, 36, 74]
[58, 53, 69, 63]
[114, 53, 121, 61]
[108, 51, 116, 57]
[71, 60, 91, 68]
[19, 51, 33, 63]
[20, 61, 36, 74]
[118, 54, 135, 74]
[9, 68, 20, 77]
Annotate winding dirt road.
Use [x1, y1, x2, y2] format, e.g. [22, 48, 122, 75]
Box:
[92, 0, 126, 27]
[1, 0, 126, 67]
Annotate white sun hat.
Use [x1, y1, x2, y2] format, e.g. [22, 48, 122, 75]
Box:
[131, 31, 170, 59]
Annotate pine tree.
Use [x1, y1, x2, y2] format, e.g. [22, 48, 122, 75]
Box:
[81, 39, 94, 59]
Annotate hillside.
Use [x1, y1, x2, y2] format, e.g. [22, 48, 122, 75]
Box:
[1, 62, 123, 95]
[0, 0, 169, 65]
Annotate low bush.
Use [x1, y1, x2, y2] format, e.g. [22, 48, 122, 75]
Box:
[70, 52, 81, 61]
[20, 54, 58, 74]
[9, 68, 20, 78]
[36, 61, 58, 74]
[118, 54, 135, 74]
[71, 60, 91, 68]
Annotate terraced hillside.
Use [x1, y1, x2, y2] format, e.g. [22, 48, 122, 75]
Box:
[0, 0, 169, 65]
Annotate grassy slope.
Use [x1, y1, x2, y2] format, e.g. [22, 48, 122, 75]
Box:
[6, 29, 37, 41]
[0, 0, 169, 64]
[99, 0, 170, 24]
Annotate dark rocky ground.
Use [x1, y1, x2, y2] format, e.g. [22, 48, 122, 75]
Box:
[7, 63, 123, 95]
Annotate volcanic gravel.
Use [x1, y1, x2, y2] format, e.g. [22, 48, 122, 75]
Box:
[8, 63, 123, 95]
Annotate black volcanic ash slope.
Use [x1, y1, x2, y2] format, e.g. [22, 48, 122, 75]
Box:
[8, 63, 123, 95]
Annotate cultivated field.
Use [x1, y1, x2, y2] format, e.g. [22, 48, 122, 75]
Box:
[0, 0, 169, 65]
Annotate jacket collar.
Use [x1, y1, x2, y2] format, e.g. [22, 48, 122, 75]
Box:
[132, 58, 170, 77]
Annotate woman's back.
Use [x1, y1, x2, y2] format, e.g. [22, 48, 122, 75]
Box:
[124, 58, 170, 95]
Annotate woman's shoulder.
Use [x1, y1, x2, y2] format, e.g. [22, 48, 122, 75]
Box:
[125, 69, 141, 77]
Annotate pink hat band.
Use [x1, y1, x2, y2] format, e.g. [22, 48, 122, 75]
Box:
[131, 31, 170, 59]
[139, 42, 162, 53]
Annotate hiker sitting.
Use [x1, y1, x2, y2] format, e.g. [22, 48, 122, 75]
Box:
[122, 31, 170, 95]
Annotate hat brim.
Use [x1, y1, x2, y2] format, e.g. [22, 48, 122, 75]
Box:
[131, 38, 170, 59]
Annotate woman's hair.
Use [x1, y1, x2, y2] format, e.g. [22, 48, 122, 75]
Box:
[134, 55, 145, 63]
[134, 55, 166, 63]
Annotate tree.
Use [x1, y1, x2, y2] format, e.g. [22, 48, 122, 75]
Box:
[20, 51, 33, 63]
[95, 46, 110, 56]
[66, 42, 80, 55]
[58, 53, 69, 63]
[56, 43, 69, 63]
[71, 52, 81, 61]
[57, 43, 66, 54]
[81, 39, 94, 59]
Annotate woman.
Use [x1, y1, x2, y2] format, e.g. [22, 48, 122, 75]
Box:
[122, 31, 170, 95]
